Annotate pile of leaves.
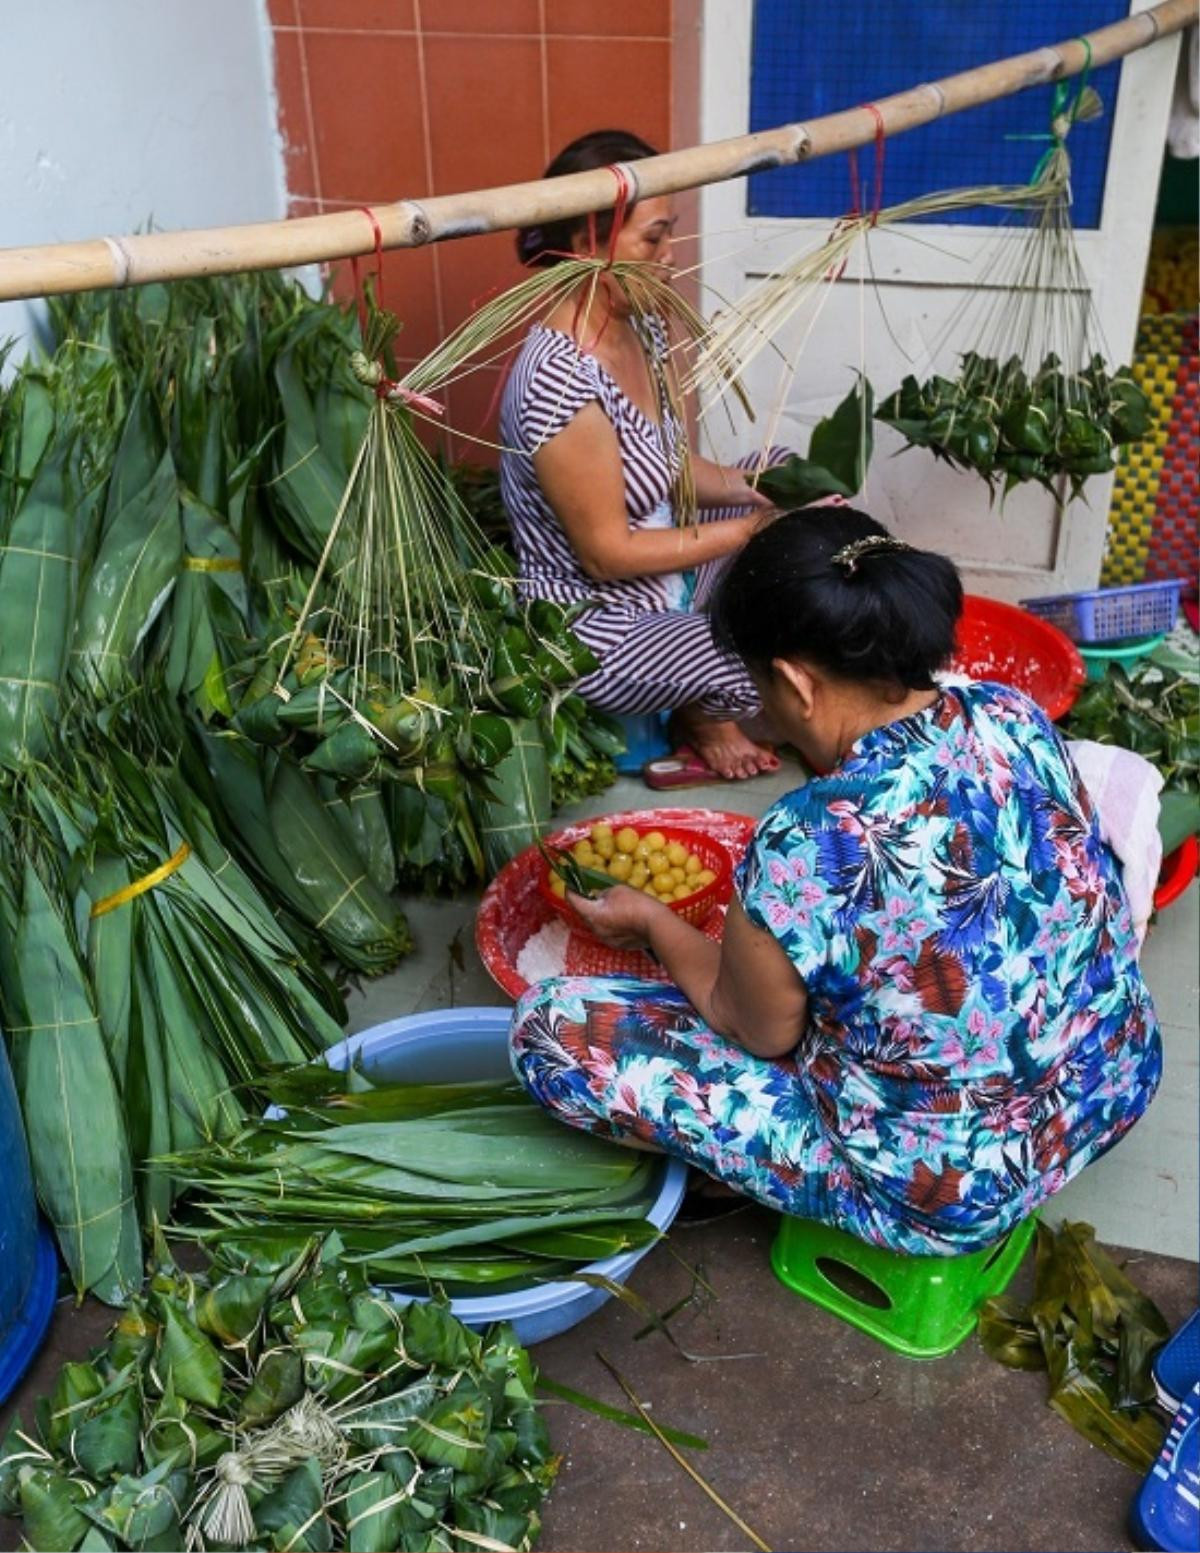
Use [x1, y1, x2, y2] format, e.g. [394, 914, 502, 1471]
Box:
[979, 1220, 1170, 1471]
[1062, 659, 1200, 797]
[0, 1237, 556, 1551]
[8, 271, 621, 901]
[233, 308, 620, 881]
[876, 352, 1152, 501]
[164, 1065, 661, 1295]
[0, 698, 346, 1302]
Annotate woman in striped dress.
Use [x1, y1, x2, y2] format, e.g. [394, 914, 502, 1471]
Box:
[499, 129, 780, 782]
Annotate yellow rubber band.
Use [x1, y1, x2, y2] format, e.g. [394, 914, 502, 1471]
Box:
[90, 842, 191, 918]
[183, 555, 242, 573]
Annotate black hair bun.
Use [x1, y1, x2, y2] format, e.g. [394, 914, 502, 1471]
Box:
[711, 508, 963, 692]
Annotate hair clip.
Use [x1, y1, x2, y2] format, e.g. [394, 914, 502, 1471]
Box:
[831, 535, 914, 576]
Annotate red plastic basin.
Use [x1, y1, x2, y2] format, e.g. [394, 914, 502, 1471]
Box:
[951, 595, 1087, 723]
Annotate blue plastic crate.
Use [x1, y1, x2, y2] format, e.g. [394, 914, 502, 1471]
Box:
[1020, 580, 1184, 645]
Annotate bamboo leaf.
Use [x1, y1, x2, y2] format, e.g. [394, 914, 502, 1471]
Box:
[254, 1458, 331, 1550]
[536, 1375, 708, 1450]
[71, 449, 181, 696]
[11, 858, 140, 1300]
[69, 1385, 141, 1480]
[342, 1470, 406, 1553]
[239, 1347, 305, 1427]
[17, 1467, 92, 1552]
[194, 1273, 275, 1346]
[0, 435, 76, 767]
[156, 1299, 224, 1408]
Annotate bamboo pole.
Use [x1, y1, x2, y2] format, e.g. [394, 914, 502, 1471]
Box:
[0, 0, 1191, 303]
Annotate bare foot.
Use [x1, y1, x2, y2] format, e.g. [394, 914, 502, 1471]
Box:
[674, 708, 779, 782]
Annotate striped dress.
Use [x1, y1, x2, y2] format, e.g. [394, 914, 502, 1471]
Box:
[498, 320, 761, 721]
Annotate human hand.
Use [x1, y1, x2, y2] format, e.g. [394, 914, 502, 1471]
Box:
[740, 480, 776, 514]
[566, 884, 667, 949]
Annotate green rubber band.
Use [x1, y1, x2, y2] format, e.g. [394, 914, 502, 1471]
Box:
[1010, 35, 1097, 185]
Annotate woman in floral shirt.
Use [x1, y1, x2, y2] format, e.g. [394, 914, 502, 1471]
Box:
[510, 509, 1162, 1254]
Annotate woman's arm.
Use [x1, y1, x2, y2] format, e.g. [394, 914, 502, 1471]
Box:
[690, 452, 773, 512]
[532, 405, 760, 583]
[568, 887, 808, 1059]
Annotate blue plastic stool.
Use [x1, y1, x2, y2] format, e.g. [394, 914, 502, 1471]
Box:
[613, 712, 671, 774]
[771, 1213, 1038, 1359]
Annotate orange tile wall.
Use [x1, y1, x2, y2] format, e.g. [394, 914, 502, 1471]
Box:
[268, 0, 687, 460]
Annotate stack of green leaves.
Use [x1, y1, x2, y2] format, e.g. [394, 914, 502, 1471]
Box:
[0, 1238, 557, 1552]
[541, 692, 625, 812]
[0, 697, 346, 1301]
[237, 308, 613, 876]
[979, 1219, 1170, 1471]
[164, 1066, 660, 1295]
[193, 727, 413, 976]
[0, 807, 141, 1305]
[0, 376, 83, 771]
[1062, 658, 1199, 799]
[877, 352, 1152, 500]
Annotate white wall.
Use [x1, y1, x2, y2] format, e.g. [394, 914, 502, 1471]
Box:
[0, 0, 285, 352]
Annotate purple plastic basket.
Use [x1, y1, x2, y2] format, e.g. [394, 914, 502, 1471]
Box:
[1020, 580, 1184, 644]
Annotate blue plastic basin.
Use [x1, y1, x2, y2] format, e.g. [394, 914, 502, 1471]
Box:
[320, 1008, 687, 1345]
[0, 1035, 58, 1405]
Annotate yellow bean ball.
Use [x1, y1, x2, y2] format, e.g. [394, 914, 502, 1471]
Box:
[607, 854, 632, 882]
[629, 862, 649, 888]
[696, 868, 716, 887]
[684, 854, 703, 876]
[643, 883, 659, 897]
[594, 835, 616, 860]
[669, 866, 686, 886]
[550, 875, 567, 898]
[673, 884, 693, 900]
[572, 839, 595, 865]
[591, 822, 614, 843]
[634, 838, 654, 862]
[647, 851, 670, 876]
[644, 830, 667, 853]
[666, 841, 688, 867]
[615, 827, 640, 855]
[653, 873, 676, 896]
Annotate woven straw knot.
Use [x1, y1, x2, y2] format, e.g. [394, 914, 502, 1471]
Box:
[350, 350, 383, 388]
[214, 1451, 255, 1487]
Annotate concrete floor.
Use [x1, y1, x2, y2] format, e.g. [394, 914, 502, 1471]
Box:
[2, 761, 1196, 1553]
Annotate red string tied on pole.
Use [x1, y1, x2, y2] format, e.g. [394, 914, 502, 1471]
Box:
[572, 163, 636, 350]
[846, 104, 887, 228]
[350, 205, 386, 338]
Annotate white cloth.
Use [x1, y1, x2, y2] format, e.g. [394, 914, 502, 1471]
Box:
[1067, 739, 1164, 949]
[1168, 25, 1199, 161]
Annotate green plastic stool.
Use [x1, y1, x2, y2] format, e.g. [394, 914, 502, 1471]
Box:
[770, 1213, 1038, 1359]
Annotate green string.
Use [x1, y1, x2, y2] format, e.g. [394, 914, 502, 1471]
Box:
[1006, 36, 1096, 185]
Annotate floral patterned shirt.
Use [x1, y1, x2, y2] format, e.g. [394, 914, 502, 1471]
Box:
[737, 681, 1162, 1249]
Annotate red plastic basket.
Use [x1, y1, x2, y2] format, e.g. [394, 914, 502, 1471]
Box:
[538, 822, 732, 930]
[477, 809, 756, 998]
[1154, 836, 1199, 913]
[950, 595, 1086, 723]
